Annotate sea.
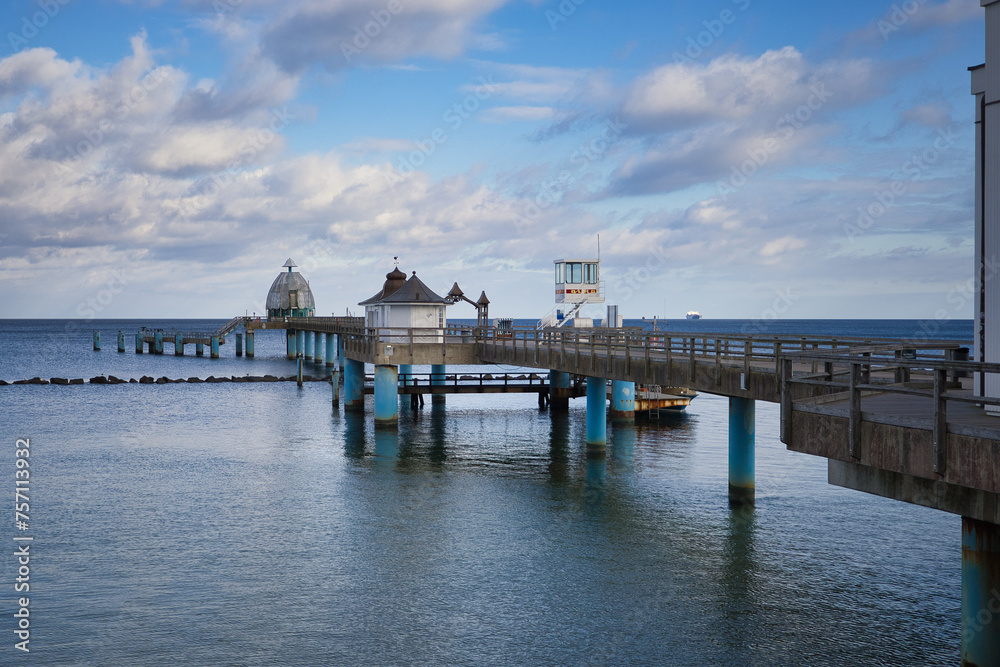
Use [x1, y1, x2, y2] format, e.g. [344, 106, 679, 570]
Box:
[0, 318, 975, 666]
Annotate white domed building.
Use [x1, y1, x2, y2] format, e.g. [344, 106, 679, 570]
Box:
[266, 259, 316, 319]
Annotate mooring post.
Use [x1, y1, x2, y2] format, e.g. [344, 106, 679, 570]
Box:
[962, 517, 1000, 664]
[135, 332, 143, 354]
[549, 370, 571, 410]
[431, 364, 446, 405]
[610, 380, 635, 421]
[92, 330, 101, 351]
[175, 333, 184, 356]
[210, 335, 220, 359]
[235, 332, 243, 357]
[117, 331, 125, 353]
[287, 329, 296, 359]
[375, 365, 399, 426]
[325, 333, 335, 368]
[728, 397, 755, 507]
[246, 330, 254, 358]
[344, 358, 365, 412]
[297, 354, 303, 387]
[330, 370, 340, 407]
[196, 342, 204, 356]
[586, 377, 607, 447]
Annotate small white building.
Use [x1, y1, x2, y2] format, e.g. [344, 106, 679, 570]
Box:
[359, 267, 448, 342]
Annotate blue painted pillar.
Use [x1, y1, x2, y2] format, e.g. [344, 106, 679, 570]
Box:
[196, 342, 204, 356]
[549, 370, 571, 410]
[611, 380, 635, 421]
[211, 335, 220, 359]
[586, 377, 607, 447]
[154, 332, 163, 355]
[296, 330, 305, 361]
[304, 330, 314, 360]
[325, 334, 335, 368]
[338, 336, 344, 369]
[117, 331, 125, 353]
[135, 332, 143, 354]
[175, 333, 184, 356]
[93, 331, 101, 351]
[729, 397, 755, 507]
[431, 364, 446, 405]
[287, 330, 296, 359]
[962, 517, 1000, 664]
[399, 364, 413, 387]
[246, 331, 254, 358]
[375, 365, 399, 425]
[235, 332, 243, 357]
[344, 358, 365, 412]
[314, 332, 321, 362]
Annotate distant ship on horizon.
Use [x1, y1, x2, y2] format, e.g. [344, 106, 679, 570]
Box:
[686, 311, 701, 320]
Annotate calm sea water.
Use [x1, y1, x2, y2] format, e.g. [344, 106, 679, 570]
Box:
[0, 319, 974, 665]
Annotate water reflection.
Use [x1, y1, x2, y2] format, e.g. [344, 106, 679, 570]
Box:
[610, 422, 635, 471]
[720, 504, 760, 660]
[428, 403, 447, 464]
[343, 410, 366, 458]
[373, 428, 398, 462]
[548, 411, 571, 481]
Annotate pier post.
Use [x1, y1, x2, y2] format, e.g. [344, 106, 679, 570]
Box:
[211, 335, 220, 359]
[235, 333, 243, 357]
[611, 380, 636, 421]
[304, 330, 314, 360]
[117, 331, 125, 353]
[728, 397, 755, 507]
[962, 517, 1000, 664]
[93, 331, 101, 351]
[297, 354, 303, 387]
[331, 370, 340, 407]
[287, 329, 296, 359]
[586, 377, 607, 447]
[296, 330, 305, 361]
[135, 332, 143, 354]
[431, 364, 446, 405]
[246, 331, 254, 358]
[344, 358, 365, 412]
[174, 333, 184, 356]
[325, 334, 335, 368]
[196, 342, 204, 356]
[375, 365, 399, 426]
[154, 332, 163, 355]
[549, 370, 571, 411]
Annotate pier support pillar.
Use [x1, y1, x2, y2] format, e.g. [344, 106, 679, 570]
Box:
[962, 517, 1000, 664]
[174, 334, 184, 356]
[296, 330, 305, 361]
[611, 380, 636, 421]
[196, 342, 204, 356]
[135, 333, 143, 354]
[431, 364, 446, 405]
[586, 377, 607, 448]
[549, 370, 571, 411]
[154, 332, 163, 355]
[728, 397, 755, 507]
[246, 331, 254, 358]
[338, 336, 344, 368]
[211, 335, 220, 359]
[235, 333, 243, 357]
[344, 358, 365, 413]
[287, 330, 296, 359]
[375, 365, 399, 426]
[326, 334, 335, 368]
[314, 332, 321, 362]
[93, 330, 101, 351]
[117, 331, 125, 353]
[304, 330, 314, 360]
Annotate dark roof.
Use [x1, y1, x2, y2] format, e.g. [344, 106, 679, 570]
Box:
[359, 271, 447, 306]
[358, 266, 409, 305]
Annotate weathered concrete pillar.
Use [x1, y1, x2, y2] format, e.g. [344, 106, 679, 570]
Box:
[196, 342, 204, 356]
[210, 335, 220, 359]
[325, 333, 335, 368]
[93, 330, 101, 351]
[117, 331, 125, 353]
[431, 364, 446, 405]
[246, 331, 254, 358]
[611, 380, 635, 421]
[174, 333, 184, 356]
[586, 377, 607, 447]
[962, 517, 1000, 665]
[330, 370, 340, 407]
[135, 332, 143, 354]
[375, 365, 399, 426]
[296, 330, 305, 360]
[549, 370, 571, 411]
[154, 332, 163, 355]
[344, 358, 365, 412]
[287, 329, 296, 359]
[303, 330, 313, 360]
[235, 332, 243, 357]
[729, 397, 755, 507]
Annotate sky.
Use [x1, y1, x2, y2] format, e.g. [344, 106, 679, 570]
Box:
[0, 0, 987, 321]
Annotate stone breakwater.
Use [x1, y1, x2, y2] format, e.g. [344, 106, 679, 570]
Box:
[0, 375, 332, 386]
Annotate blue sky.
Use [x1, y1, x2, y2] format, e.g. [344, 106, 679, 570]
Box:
[0, 0, 986, 320]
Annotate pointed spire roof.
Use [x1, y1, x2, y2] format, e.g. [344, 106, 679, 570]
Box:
[283, 258, 297, 268]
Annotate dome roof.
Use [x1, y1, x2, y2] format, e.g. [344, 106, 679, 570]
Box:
[266, 260, 315, 312]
